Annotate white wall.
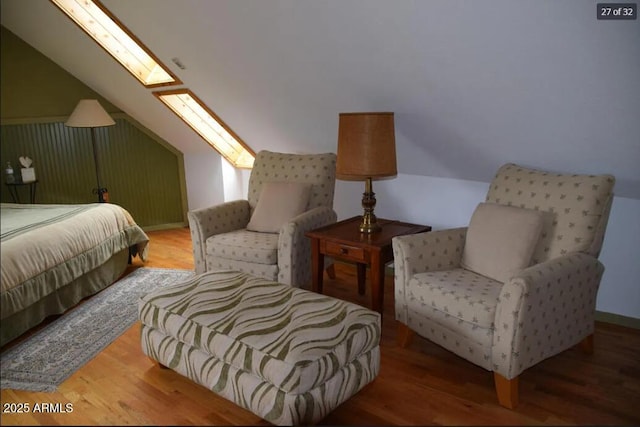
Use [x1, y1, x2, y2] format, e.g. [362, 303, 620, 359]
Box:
[597, 196, 640, 319]
[183, 151, 225, 211]
[184, 153, 255, 210]
[336, 173, 640, 320]
[220, 157, 246, 203]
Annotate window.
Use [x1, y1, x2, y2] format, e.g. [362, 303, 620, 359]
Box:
[154, 90, 255, 169]
[50, 0, 180, 87]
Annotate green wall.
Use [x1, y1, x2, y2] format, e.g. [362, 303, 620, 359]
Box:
[0, 26, 120, 119]
[0, 26, 187, 229]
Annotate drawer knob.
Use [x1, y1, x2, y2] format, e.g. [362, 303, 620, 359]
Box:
[340, 247, 348, 254]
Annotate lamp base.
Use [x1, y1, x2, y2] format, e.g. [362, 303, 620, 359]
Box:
[359, 177, 381, 234]
[359, 213, 381, 233]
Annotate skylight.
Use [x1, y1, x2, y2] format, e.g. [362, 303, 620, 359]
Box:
[50, 0, 180, 87]
[154, 90, 256, 169]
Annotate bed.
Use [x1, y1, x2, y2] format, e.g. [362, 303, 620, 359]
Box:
[1, 202, 149, 347]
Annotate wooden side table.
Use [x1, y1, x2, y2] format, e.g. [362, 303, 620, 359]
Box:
[306, 216, 431, 315]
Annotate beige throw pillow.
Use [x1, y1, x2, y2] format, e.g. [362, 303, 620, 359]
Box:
[246, 182, 312, 233]
[461, 202, 544, 283]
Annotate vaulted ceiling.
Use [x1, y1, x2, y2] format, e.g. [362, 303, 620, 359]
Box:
[2, 0, 639, 198]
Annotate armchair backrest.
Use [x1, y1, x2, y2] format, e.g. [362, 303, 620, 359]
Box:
[247, 150, 337, 213]
[485, 163, 615, 263]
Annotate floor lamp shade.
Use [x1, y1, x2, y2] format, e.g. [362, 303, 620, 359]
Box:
[336, 112, 397, 233]
[65, 100, 116, 127]
[65, 100, 115, 203]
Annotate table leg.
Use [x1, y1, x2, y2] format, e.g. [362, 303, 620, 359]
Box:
[310, 238, 324, 294]
[370, 256, 386, 315]
[30, 182, 37, 204]
[8, 186, 19, 203]
[326, 263, 336, 280]
[357, 263, 366, 295]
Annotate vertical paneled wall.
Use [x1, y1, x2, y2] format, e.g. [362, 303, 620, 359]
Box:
[1, 117, 186, 229]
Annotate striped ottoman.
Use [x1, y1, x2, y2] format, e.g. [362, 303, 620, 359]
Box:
[138, 270, 381, 425]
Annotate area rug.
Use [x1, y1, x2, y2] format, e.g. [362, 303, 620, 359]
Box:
[0, 267, 194, 392]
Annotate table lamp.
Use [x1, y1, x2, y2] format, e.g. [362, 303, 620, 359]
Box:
[65, 99, 116, 202]
[336, 112, 397, 233]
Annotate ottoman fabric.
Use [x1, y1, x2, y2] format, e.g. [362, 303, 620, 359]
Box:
[139, 270, 381, 425]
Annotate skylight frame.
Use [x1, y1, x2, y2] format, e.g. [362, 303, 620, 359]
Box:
[154, 89, 256, 169]
[49, 0, 181, 88]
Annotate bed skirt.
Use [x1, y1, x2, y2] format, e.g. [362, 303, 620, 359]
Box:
[1, 249, 129, 347]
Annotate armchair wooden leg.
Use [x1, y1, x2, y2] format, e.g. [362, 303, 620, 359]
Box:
[577, 333, 594, 354]
[494, 372, 519, 409]
[326, 263, 336, 280]
[396, 322, 415, 348]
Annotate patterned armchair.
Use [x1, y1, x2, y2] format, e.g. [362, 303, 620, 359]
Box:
[392, 163, 615, 408]
[188, 150, 337, 287]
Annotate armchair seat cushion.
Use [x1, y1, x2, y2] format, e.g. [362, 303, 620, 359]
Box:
[207, 229, 279, 265]
[406, 268, 503, 330]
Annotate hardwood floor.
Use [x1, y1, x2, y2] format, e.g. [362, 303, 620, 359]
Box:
[1, 227, 639, 425]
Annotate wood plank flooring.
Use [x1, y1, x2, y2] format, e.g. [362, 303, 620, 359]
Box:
[1, 227, 639, 425]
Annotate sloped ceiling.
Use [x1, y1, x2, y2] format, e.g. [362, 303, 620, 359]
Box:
[2, 0, 639, 198]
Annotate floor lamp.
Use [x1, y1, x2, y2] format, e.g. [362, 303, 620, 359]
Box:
[65, 99, 116, 203]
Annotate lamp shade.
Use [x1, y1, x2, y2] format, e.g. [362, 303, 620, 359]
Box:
[336, 112, 397, 180]
[65, 99, 115, 127]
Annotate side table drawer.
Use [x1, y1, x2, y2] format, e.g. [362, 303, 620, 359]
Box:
[324, 241, 366, 262]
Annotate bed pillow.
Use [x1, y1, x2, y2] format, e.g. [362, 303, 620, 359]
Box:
[246, 182, 312, 233]
[461, 202, 544, 283]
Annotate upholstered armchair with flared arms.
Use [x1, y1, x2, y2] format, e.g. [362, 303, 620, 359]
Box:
[392, 163, 615, 408]
[188, 150, 337, 287]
